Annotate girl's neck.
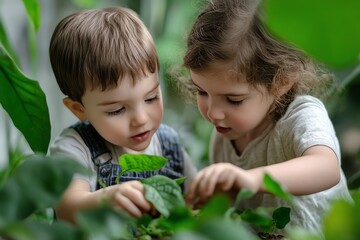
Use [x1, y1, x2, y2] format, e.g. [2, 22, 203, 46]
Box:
[232, 116, 274, 155]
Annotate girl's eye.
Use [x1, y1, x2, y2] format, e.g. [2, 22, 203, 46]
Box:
[145, 95, 159, 103]
[197, 90, 207, 96]
[106, 107, 125, 116]
[227, 98, 244, 106]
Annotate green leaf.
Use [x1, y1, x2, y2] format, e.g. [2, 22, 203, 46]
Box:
[119, 154, 168, 174]
[0, 46, 50, 153]
[240, 208, 274, 231]
[198, 194, 230, 219]
[263, 0, 360, 69]
[0, 21, 18, 64]
[175, 176, 186, 185]
[234, 189, 255, 208]
[323, 199, 360, 240]
[77, 205, 132, 240]
[272, 207, 291, 229]
[142, 175, 185, 217]
[1, 221, 81, 240]
[143, 184, 169, 217]
[21, 0, 41, 31]
[263, 173, 293, 202]
[0, 154, 88, 222]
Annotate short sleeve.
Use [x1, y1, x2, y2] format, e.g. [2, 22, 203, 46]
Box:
[280, 96, 341, 162]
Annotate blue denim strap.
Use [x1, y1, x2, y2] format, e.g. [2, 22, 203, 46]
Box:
[72, 122, 184, 190]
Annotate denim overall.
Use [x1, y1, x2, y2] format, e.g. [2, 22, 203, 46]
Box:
[71, 122, 184, 190]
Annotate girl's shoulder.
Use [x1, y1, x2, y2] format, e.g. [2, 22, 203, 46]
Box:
[282, 95, 327, 120]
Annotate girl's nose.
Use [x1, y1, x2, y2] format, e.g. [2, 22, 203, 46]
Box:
[207, 102, 225, 121]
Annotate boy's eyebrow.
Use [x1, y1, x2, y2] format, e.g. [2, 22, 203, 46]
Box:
[97, 82, 160, 106]
[191, 80, 248, 97]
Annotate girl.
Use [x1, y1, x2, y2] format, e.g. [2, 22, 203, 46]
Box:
[181, 0, 352, 234]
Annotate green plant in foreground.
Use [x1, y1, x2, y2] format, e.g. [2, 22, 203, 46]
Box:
[100, 154, 293, 240]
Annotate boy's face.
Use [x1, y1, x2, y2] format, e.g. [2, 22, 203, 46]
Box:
[80, 72, 163, 151]
[190, 67, 275, 144]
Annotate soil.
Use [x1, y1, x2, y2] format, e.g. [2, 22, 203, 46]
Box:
[257, 232, 286, 240]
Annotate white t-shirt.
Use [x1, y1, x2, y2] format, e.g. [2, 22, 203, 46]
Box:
[210, 95, 352, 234]
[50, 125, 196, 192]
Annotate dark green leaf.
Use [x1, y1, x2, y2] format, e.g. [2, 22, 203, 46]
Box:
[263, 0, 360, 68]
[0, 21, 18, 64]
[0, 46, 50, 153]
[0, 178, 36, 224]
[240, 208, 274, 231]
[21, 0, 41, 31]
[272, 207, 291, 229]
[1, 221, 81, 240]
[77, 205, 132, 240]
[0, 154, 89, 222]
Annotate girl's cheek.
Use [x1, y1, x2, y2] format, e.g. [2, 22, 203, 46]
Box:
[197, 99, 208, 119]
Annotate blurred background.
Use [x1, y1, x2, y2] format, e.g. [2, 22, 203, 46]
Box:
[1, 0, 360, 180]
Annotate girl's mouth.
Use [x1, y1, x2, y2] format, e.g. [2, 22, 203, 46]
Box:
[216, 126, 231, 134]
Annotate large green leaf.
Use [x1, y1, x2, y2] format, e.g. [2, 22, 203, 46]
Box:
[142, 175, 185, 217]
[0, 154, 88, 223]
[263, 0, 360, 69]
[1, 221, 81, 240]
[77, 206, 131, 240]
[0, 46, 50, 153]
[21, 0, 41, 31]
[0, 20, 18, 65]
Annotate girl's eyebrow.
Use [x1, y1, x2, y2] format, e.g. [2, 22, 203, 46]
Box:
[97, 82, 160, 106]
[191, 80, 201, 89]
[191, 80, 248, 97]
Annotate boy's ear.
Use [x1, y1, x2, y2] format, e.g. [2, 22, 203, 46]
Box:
[63, 97, 87, 121]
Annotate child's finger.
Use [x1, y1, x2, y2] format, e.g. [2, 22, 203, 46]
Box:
[114, 192, 143, 218]
[186, 170, 207, 202]
[197, 168, 219, 199]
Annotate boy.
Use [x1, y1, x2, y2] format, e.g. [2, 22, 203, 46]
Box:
[49, 7, 195, 223]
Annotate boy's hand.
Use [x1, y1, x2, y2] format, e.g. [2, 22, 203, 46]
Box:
[105, 181, 152, 217]
[186, 163, 260, 206]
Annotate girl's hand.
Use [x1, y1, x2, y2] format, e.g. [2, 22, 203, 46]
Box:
[105, 181, 152, 218]
[186, 163, 260, 206]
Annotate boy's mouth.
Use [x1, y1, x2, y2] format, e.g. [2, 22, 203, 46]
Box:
[131, 130, 150, 143]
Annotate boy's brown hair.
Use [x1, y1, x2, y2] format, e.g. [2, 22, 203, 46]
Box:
[49, 7, 159, 103]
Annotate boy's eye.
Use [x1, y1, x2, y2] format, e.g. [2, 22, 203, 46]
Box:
[106, 107, 125, 116]
[145, 95, 159, 103]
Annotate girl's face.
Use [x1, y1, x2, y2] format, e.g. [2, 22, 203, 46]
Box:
[80, 72, 163, 151]
[191, 67, 275, 144]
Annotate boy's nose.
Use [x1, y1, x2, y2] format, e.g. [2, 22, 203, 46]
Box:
[131, 109, 148, 127]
